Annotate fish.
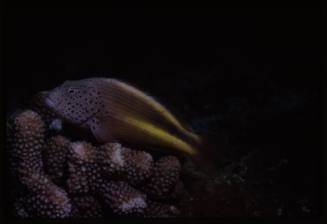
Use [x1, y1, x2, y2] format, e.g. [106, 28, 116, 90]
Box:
[43, 78, 218, 171]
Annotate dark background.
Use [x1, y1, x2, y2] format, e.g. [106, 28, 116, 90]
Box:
[3, 8, 322, 217]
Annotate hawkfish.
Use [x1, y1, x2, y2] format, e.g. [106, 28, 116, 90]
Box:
[43, 78, 217, 170]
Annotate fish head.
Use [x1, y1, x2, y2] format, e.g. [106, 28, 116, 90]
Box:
[44, 79, 103, 125]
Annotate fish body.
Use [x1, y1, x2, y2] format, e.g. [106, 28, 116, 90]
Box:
[44, 78, 203, 157]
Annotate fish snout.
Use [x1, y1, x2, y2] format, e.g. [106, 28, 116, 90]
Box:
[44, 87, 62, 109]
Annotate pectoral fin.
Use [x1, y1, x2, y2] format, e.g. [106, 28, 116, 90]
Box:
[87, 117, 117, 143]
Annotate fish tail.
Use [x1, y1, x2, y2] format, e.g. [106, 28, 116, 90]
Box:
[189, 133, 229, 177]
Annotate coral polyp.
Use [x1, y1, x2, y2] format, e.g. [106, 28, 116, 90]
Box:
[143, 200, 180, 217]
[66, 141, 101, 195]
[97, 181, 147, 215]
[142, 156, 181, 199]
[124, 150, 154, 186]
[15, 172, 72, 218]
[97, 143, 130, 177]
[44, 135, 70, 183]
[7, 110, 45, 180]
[70, 196, 103, 218]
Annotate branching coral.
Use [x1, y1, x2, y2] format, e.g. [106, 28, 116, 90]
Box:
[143, 200, 180, 217]
[7, 109, 186, 218]
[44, 135, 70, 183]
[142, 156, 181, 199]
[97, 181, 147, 215]
[7, 110, 45, 180]
[97, 143, 154, 186]
[124, 150, 154, 186]
[70, 196, 103, 218]
[97, 143, 130, 177]
[66, 141, 101, 195]
[16, 172, 72, 218]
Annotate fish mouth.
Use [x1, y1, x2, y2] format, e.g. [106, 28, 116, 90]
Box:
[43, 88, 63, 109]
[45, 96, 56, 108]
[45, 95, 63, 111]
[44, 94, 65, 114]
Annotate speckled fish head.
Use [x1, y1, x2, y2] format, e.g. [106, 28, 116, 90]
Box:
[44, 79, 104, 125]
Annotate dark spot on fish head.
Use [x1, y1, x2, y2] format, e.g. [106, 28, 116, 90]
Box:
[45, 79, 103, 125]
[89, 117, 101, 133]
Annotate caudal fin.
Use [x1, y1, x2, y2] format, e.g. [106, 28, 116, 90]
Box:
[190, 132, 230, 178]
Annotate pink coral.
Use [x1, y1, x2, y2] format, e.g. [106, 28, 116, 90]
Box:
[143, 200, 180, 217]
[97, 143, 154, 186]
[142, 156, 181, 199]
[7, 109, 185, 218]
[44, 135, 70, 183]
[124, 149, 154, 186]
[97, 143, 130, 177]
[17, 172, 71, 218]
[71, 196, 103, 218]
[8, 110, 45, 180]
[98, 181, 147, 215]
[66, 141, 102, 194]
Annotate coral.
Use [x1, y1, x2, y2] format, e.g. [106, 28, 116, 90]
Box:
[71, 196, 103, 218]
[97, 143, 154, 186]
[44, 135, 70, 183]
[7, 109, 185, 218]
[142, 156, 181, 199]
[66, 141, 102, 194]
[17, 172, 71, 218]
[97, 181, 147, 216]
[124, 150, 154, 186]
[143, 201, 180, 217]
[97, 143, 130, 177]
[7, 110, 45, 181]
[14, 197, 29, 218]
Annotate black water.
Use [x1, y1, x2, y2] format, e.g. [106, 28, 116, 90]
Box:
[3, 8, 322, 218]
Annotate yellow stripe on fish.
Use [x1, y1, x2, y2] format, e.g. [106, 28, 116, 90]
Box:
[123, 116, 198, 156]
[110, 79, 202, 144]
